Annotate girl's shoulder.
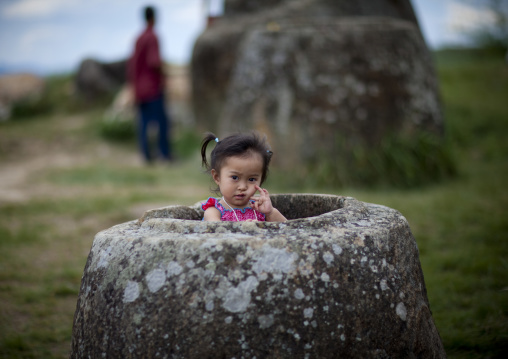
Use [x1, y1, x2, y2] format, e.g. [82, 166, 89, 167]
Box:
[201, 197, 225, 213]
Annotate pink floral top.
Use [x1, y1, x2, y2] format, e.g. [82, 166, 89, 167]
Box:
[201, 197, 266, 222]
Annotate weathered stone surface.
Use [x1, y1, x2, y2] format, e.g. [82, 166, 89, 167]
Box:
[191, 0, 443, 174]
[192, 0, 424, 134]
[222, 0, 421, 21]
[71, 194, 445, 358]
[221, 18, 442, 168]
[192, 0, 426, 131]
[75, 58, 127, 100]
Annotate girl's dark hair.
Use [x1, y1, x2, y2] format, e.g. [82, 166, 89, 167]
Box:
[201, 132, 273, 185]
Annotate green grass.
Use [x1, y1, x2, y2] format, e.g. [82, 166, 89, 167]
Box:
[0, 48, 507, 358]
[10, 73, 114, 120]
[302, 130, 456, 188]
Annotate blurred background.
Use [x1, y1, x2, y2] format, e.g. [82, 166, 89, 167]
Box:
[0, 0, 504, 73]
[0, 0, 507, 358]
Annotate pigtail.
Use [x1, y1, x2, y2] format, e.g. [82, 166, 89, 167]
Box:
[200, 132, 217, 170]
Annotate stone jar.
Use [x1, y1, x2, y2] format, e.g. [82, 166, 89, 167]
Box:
[71, 194, 445, 358]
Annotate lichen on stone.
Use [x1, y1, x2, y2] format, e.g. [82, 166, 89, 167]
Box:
[71, 194, 445, 358]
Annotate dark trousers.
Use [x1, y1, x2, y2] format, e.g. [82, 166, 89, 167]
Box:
[137, 95, 171, 162]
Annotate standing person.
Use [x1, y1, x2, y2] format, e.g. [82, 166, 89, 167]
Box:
[128, 6, 172, 164]
[200, 132, 287, 222]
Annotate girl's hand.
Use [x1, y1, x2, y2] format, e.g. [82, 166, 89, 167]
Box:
[251, 186, 287, 222]
[251, 185, 274, 215]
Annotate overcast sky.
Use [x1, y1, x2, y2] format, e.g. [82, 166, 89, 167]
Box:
[0, 0, 501, 75]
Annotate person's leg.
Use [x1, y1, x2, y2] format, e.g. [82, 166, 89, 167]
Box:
[155, 95, 172, 161]
[138, 102, 152, 163]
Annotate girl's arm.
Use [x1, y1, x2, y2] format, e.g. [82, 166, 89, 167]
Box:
[203, 207, 222, 221]
[264, 208, 287, 222]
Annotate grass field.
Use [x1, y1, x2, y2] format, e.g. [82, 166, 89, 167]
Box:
[0, 49, 507, 358]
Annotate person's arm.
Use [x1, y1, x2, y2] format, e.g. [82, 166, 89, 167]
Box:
[146, 35, 163, 73]
[127, 40, 138, 85]
[251, 186, 287, 222]
[203, 207, 222, 221]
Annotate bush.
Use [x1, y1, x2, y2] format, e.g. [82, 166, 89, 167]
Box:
[173, 128, 202, 159]
[98, 111, 202, 160]
[296, 131, 456, 189]
[99, 112, 136, 142]
[10, 74, 115, 120]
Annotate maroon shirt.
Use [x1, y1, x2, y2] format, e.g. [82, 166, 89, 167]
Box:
[128, 25, 164, 103]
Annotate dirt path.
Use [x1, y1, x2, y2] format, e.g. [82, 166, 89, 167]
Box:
[0, 112, 143, 204]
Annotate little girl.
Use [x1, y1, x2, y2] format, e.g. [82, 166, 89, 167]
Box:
[200, 132, 287, 222]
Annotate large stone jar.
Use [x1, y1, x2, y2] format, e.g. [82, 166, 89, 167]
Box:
[71, 194, 445, 358]
[192, 0, 443, 177]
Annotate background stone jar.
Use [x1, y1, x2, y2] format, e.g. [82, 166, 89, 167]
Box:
[71, 194, 445, 358]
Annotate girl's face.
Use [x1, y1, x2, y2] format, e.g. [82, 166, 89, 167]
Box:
[212, 153, 263, 208]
